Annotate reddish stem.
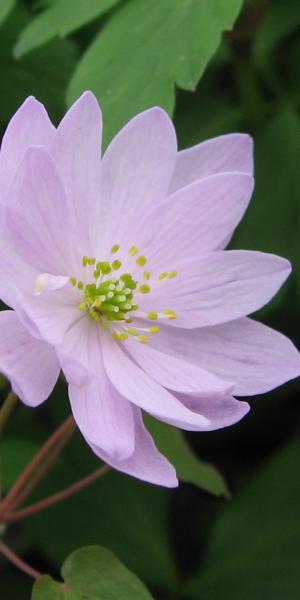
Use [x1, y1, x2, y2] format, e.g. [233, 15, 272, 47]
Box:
[0, 416, 76, 516]
[0, 540, 42, 579]
[9, 426, 75, 513]
[5, 465, 110, 523]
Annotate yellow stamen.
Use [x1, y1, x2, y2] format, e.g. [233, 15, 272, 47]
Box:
[111, 244, 120, 254]
[70, 276, 77, 286]
[163, 310, 177, 319]
[143, 271, 151, 280]
[168, 270, 177, 279]
[136, 255, 147, 267]
[158, 272, 168, 280]
[128, 246, 138, 256]
[138, 335, 149, 344]
[149, 326, 160, 334]
[77, 281, 84, 290]
[139, 284, 151, 294]
[87, 257, 96, 265]
[112, 332, 128, 341]
[128, 328, 138, 336]
[82, 256, 88, 266]
[112, 259, 122, 270]
[147, 312, 158, 320]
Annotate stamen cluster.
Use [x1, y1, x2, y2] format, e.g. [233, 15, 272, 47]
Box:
[69, 245, 177, 344]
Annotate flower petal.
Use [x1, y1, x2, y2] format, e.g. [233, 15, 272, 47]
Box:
[0, 96, 55, 200]
[169, 133, 253, 193]
[135, 172, 254, 266]
[137, 251, 291, 327]
[176, 392, 249, 430]
[0, 310, 60, 406]
[90, 406, 178, 487]
[6, 146, 77, 274]
[100, 107, 177, 254]
[149, 318, 300, 396]
[125, 338, 233, 396]
[101, 335, 213, 431]
[4, 282, 81, 346]
[51, 92, 102, 256]
[68, 371, 135, 461]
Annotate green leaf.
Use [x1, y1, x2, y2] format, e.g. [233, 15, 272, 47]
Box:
[67, 0, 244, 146]
[186, 436, 300, 599]
[32, 546, 154, 599]
[254, 0, 300, 64]
[24, 465, 177, 589]
[14, 0, 120, 58]
[0, 0, 15, 24]
[0, 5, 77, 127]
[145, 416, 229, 497]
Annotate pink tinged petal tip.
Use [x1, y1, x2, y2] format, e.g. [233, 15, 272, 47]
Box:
[0, 96, 55, 199]
[0, 310, 60, 406]
[169, 133, 253, 193]
[51, 91, 102, 256]
[90, 407, 178, 488]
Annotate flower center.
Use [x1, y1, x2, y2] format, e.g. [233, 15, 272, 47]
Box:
[70, 245, 177, 344]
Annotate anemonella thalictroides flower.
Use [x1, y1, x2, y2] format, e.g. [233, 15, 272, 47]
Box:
[0, 92, 299, 487]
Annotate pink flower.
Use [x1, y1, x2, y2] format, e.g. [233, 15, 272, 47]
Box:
[0, 92, 299, 487]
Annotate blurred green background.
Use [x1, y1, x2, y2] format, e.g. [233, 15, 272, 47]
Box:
[0, 0, 300, 598]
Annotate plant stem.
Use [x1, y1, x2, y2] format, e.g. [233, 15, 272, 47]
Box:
[0, 391, 18, 436]
[0, 540, 42, 579]
[9, 426, 75, 513]
[0, 416, 76, 517]
[6, 465, 110, 523]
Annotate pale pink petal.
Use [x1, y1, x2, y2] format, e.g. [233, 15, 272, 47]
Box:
[68, 373, 135, 461]
[176, 393, 249, 430]
[135, 172, 254, 266]
[0, 96, 55, 200]
[149, 318, 300, 396]
[100, 107, 177, 254]
[137, 251, 291, 328]
[125, 338, 233, 396]
[4, 283, 81, 346]
[6, 146, 78, 274]
[59, 318, 135, 460]
[0, 230, 38, 295]
[90, 407, 178, 487]
[0, 310, 59, 406]
[51, 92, 102, 256]
[169, 133, 253, 193]
[101, 335, 213, 431]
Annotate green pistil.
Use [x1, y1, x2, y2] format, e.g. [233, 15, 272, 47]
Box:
[84, 273, 137, 322]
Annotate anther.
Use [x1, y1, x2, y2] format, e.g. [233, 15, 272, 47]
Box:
[168, 270, 177, 279]
[158, 272, 168, 280]
[147, 312, 158, 320]
[111, 244, 120, 254]
[128, 246, 138, 256]
[163, 310, 177, 319]
[138, 335, 149, 344]
[136, 255, 147, 267]
[82, 256, 88, 266]
[112, 259, 122, 270]
[112, 332, 128, 341]
[77, 281, 84, 290]
[70, 276, 77, 286]
[139, 284, 151, 294]
[149, 326, 160, 334]
[143, 271, 151, 280]
[87, 257, 96, 265]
